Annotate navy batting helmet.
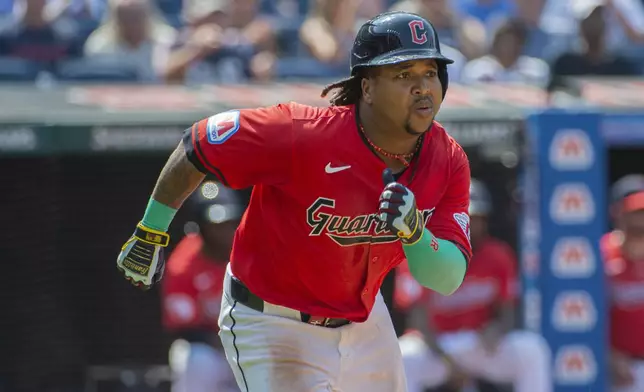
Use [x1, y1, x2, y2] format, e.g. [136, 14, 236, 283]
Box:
[469, 179, 492, 216]
[350, 11, 453, 97]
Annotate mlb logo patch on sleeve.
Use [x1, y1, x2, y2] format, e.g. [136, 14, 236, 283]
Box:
[206, 110, 241, 145]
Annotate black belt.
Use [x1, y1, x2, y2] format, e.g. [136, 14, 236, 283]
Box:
[229, 276, 351, 328]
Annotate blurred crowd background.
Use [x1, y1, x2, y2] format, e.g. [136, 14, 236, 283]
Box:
[0, 0, 643, 85]
[2, 0, 644, 392]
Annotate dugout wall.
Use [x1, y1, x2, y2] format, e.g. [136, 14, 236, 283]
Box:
[521, 109, 644, 392]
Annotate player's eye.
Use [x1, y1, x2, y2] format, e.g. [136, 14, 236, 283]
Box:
[427, 70, 438, 78]
[396, 72, 411, 80]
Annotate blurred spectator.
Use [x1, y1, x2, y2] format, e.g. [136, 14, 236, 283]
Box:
[83, 0, 176, 82]
[45, 0, 106, 39]
[602, 175, 644, 392]
[605, 0, 644, 66]
[390, 0, 488, 60]
[162, 181, 242, 392]
[453, 0, 517, 27]
[354, 0, 387, 25]
[461, 18, 549, 86]
[513, 0, 545, 27]
[267, 0, 301, 17]
[547, 0, 639, 92]
[540, 0, 644, 62]
[607, 0, 644, 44]
[397, 179, 551, 392]
[160, 0, 277, 83]
[0, 0, 12, 15]
[298, 0, 359, 74]
[0, 0, 81, 64]
[510, 0, 549, 58]
[46, 0, 106, 24]
[451, 0, 519, 58]
[390, 0, 458, 46]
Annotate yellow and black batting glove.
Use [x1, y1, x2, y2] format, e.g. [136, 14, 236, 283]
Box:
[378, 168, 424, 245]
[116, 222, 170, 290]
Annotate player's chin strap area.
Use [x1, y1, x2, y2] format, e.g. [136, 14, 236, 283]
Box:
[227, 274, 351, 328]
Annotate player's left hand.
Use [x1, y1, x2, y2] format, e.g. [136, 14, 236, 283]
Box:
[379, 168, 424, 245]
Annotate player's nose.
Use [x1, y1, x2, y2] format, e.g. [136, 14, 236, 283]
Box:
[412, 77, 432, 96]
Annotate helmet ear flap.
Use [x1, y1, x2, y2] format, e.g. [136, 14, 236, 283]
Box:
[438, 64, 448, 99]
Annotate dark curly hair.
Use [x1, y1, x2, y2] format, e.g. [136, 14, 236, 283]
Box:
[320, 71, 366, 106]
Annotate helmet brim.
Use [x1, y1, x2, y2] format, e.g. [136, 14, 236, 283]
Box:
[357, 48, 454, 71]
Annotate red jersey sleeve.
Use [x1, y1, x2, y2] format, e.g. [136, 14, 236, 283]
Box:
[182, 103, 295, 189]
[427, 146, 473, 262]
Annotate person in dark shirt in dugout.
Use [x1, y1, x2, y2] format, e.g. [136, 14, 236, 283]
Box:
[548, 0, 639, 91]
[0, 0, 81, 64]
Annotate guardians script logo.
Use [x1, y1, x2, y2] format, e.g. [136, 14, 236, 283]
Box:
[307, 197, 435, 246]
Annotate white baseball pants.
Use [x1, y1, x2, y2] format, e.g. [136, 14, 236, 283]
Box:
[218, 265, 407, 392]
[399, 330, 552, 392]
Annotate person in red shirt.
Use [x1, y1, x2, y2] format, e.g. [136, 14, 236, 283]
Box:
[397, 179, 551, 392]
[117, 11, 472, 392]
[603, 174, 644, 392]
[161, 181, 243, 392]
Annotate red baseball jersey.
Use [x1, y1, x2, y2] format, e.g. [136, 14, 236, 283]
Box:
[183, 102, 472, 322]
[602, 231, 644, 357]
[395, 237, 517, 332]
[161, 234, 227, 332]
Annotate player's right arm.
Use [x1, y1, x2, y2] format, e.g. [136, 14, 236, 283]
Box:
[117, 104, 295, 289]
[152, 142, 207, 210]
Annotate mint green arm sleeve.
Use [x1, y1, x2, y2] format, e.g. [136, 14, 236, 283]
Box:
[402, 228, 467, 296]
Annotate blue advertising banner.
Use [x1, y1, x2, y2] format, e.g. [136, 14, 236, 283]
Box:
[522, 110, 607, 392]
[601, 113, 644, 146]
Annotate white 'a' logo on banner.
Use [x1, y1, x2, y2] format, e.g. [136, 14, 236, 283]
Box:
[550, 183, 595, 224]
[549, 129, 594, 171]
[552, 291, 597, 332]
[555, 345, 597, 385]
[551, 237, 596, 278]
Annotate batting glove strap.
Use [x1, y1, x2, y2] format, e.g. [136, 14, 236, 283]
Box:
[397, 209, 424, 245]
[134, 223, 170, 247]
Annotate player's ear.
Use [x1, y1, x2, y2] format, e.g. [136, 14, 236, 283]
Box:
[361, 77, 373, 105]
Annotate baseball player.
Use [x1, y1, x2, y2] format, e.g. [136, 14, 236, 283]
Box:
[161, 181, 242, 392]
[397, 179, 552, 392]
[603, 174, 644, 392]
[117, 11, 472, 392]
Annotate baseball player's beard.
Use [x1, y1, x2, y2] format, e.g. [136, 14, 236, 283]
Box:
[404, 115, 432, 136]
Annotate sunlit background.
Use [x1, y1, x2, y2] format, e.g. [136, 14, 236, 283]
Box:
[1, 0, 644, 391]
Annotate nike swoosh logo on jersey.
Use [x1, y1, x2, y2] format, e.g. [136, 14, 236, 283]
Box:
[325, 163, 351, 173]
